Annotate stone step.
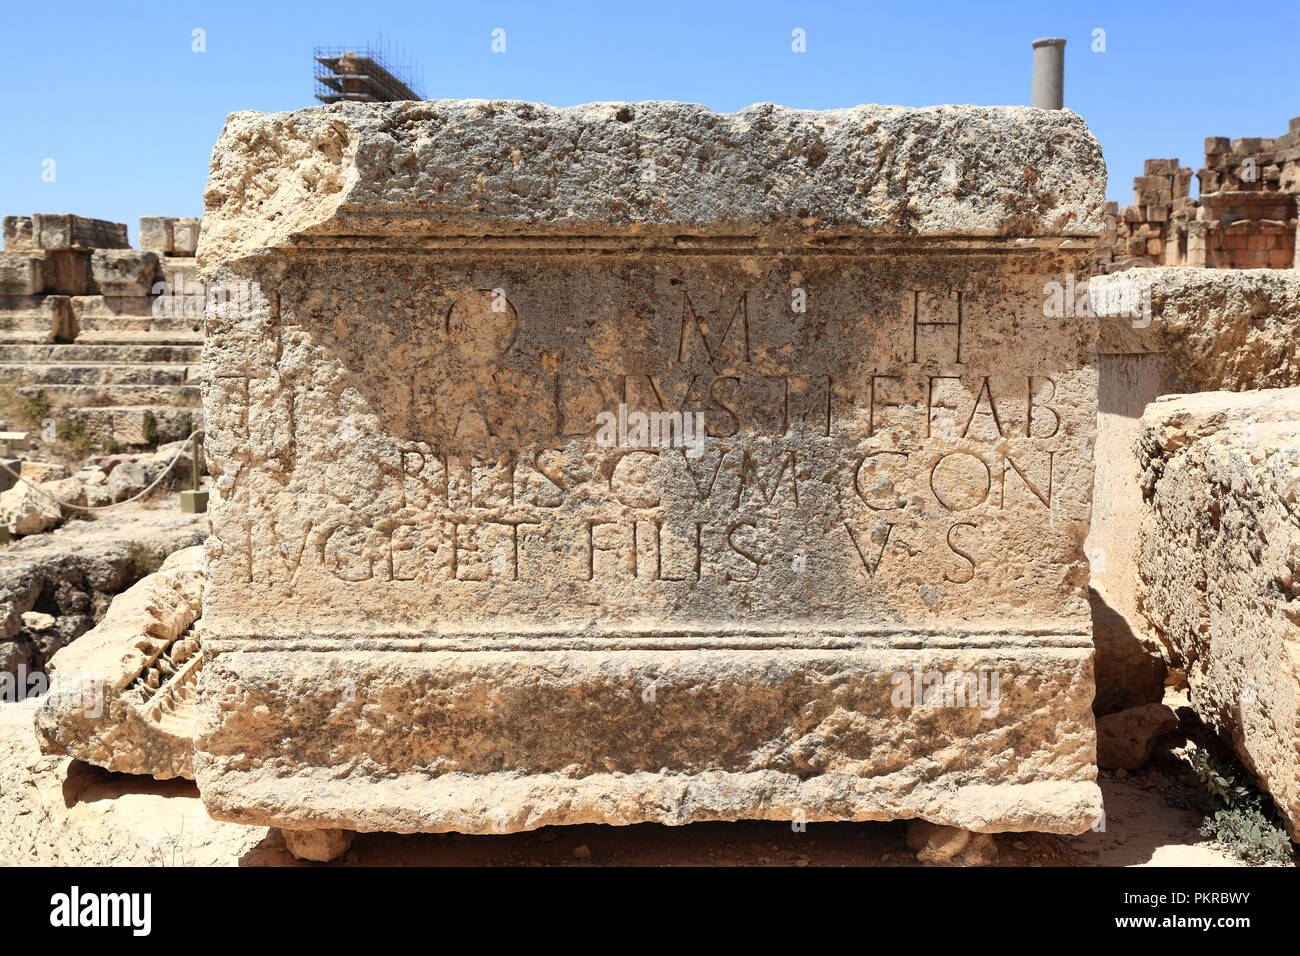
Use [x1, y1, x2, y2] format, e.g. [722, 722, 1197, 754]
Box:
[0, 343, 201, 363]
[16, 382, 200, 406]
[69, 295, 203, 335]
[0, 312, 54, 332]
[0, 329, 53, 345]
[75, 314, 203, 334]
[0, 363, 194, 386]
[68, 331, 202, 346]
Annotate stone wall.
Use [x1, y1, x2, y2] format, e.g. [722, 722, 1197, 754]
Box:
[1135, 389, 1300, 839]
[0, 214, 204, 447]
[1085, 268, 1300, 713]
[1096, 118, 1300, 273]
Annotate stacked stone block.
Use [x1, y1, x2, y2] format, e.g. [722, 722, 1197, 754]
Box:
[1096, 117, 1300, 273]
[0, 214, 205, 447]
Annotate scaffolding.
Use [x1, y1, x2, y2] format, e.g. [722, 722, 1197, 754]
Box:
[313, 41, 424, 104]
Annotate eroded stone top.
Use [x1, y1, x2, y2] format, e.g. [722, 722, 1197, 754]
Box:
[198, 100, 1105, 267]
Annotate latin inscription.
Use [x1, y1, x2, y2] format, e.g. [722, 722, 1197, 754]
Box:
[207, 280, 1083, 599]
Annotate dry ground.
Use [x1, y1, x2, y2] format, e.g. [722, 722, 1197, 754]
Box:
[3, 699, 1283, 867]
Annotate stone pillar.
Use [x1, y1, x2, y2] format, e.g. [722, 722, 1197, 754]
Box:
[1031, 38, 1066, 109]
[1186, 221, 1209, 267]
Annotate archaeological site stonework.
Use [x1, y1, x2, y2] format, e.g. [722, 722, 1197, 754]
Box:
[192, 100, 1107, 841]
[1085, 268, 1300, 660]
[1136, 389, 1300, 840]
[0, 213, 203, 447]
[1095, 117, 1300, 273]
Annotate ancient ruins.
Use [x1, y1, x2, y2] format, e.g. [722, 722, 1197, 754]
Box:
[0, 213, 202, 446]
[1095, 119, 1300, 272]
[2, 34, 1299, 868]
[181, 100, 1109, 854]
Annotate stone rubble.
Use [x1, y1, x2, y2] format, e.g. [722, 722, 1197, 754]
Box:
[35, 546, 204, 779]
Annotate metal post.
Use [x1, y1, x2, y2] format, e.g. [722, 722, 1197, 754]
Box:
[180, 432, 208, 513]
[1031, 38, 1066, 110]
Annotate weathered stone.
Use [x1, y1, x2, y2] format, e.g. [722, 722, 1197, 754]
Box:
[139, 216, 176, 253]
[280, 827, 354, 862]
[2, 216, 34, 252]
[171, 218, 201, 256]
[20, 610, 56, 632]
[31, 214, 128, 251]
[0, 481, 62, 536]
[41, 250, 93, 296]
[194, 100, 1106, 838]
[91, 250, 160, 297]
[1095, 703, 1178, 770]
[1137, 388, 1300, 838]
[0, 255, 44, 295]
[906, 820, 999, 866]
[106, 460, 148, 501]
[20, 461, 67, 483]
[38, 477, 87, 515]
[35, 546, 204, 780]
[0, 507, 207, 673]
[1091, 268, 1300, 392]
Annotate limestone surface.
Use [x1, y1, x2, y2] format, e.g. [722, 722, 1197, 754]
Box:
[195, 100, 1105, 837]
[35, 546, 204, 779]
[0, 480, 62, 535]
[1095, 703, 1178, 770]
[1136, 388, 1300, 837]
[1090, 268, 1300, 393]
[0, 505, 207, 674]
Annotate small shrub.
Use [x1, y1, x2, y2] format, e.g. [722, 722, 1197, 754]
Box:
[127, 542, 163, 580]
[55, 418, 92, 456]
[103, 439, 126, 455]
[142, 411, 160, 447]
[1190, 748, 1294, 864]
[18, 392, 51, 423]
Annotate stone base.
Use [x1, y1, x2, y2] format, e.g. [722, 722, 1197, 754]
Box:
[907, 820, 1000, 866]
[195, 639, 1102, 836]
[280, 828, 353, 863]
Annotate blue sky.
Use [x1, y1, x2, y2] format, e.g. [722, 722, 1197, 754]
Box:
[3, 0, 1296, 244]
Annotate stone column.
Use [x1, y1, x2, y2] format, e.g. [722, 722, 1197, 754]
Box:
[1031, 38, 1066, 109]
[1186, 221, 1209, 267]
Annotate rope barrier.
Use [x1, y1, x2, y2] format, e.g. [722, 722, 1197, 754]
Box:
[0, 430, 205, 513]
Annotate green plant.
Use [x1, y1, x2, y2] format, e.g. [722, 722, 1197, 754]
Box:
[55, 418, 92, 456]
[103, 439, 126, 455]
[127, 542, 164, 580]
[142, 411, 160, 447]
[1190, 748, 1294, 864]
[18, 392, 50, 423]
